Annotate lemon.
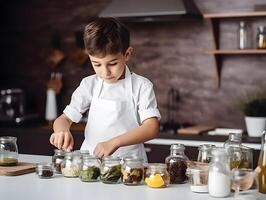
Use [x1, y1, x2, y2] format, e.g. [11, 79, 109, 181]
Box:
[145, 174, 165, 188]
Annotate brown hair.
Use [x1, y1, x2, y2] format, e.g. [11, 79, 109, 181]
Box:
[84, 17, 130, 56]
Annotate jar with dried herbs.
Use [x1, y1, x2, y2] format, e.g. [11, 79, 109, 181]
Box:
[145, 163, 170, 188]
[52, 149, 65, 173]
[61, 152, 81, 177]
[121, 156, 144, 185]
[101, 156, 122, 184]
[79, 154, 101, 182]
[165, 144, 189, 184]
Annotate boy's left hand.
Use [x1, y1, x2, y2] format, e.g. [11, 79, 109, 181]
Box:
[93, 138, 120, 157]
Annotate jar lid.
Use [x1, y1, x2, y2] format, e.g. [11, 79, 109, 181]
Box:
[170, 143, 185, 150]
[122, 156, 143, 162]
[82, 154, 99, 160]
[102, 156, 121, 162]
[0, 136, 17, 142]
[36, 162, 53, 171]
[148, 163, 167, 170]
[54, 149, 65, 154]
[198, 144, 216, 151]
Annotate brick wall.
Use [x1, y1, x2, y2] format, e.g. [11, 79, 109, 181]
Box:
[1, 0, 266, 128]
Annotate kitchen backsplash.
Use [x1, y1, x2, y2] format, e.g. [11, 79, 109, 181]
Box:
[1, 0, 266, 128]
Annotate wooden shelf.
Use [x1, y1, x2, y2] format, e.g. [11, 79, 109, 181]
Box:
[207, 49, 266, 55]
[204, 11, 266, 19]
[203, 11, 266, 88]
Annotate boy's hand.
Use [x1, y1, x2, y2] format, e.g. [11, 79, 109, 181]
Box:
[50, 131, 74, 151]
[93, 138, 120, 158]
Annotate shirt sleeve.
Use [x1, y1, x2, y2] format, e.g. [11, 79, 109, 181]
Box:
[137, 80, 161, 123]
[63, 77, 93, 123]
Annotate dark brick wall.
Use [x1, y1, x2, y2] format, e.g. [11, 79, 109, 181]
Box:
[1, 0, 266, 129]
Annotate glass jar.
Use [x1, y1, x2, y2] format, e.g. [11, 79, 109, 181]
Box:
[36, 162, 54, 178]
[257, 26, 266, 49]
[258, 131, 266, 193]
[197, 144, 216, 163]
[101, 156, 122, 184]
[186, 163, 209, 193]
[121, 156, 144, 185]
[145, 163, 170, 188]
[165, 144, 189, 184]
[52, 149, 65, 173]
[0, 136, 18, 166]
[224, 132, 253, 169]
[208, 148, 231, 197]
[79, 154, 101, 182]
[61, 152, 80, 178]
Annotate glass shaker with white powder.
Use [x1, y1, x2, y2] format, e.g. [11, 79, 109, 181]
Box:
[208, 148, 231, 197]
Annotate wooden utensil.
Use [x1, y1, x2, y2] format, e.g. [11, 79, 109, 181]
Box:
[0, 162, 36, 176]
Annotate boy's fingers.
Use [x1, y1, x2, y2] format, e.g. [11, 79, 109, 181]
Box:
[63, 134, 70, 150]
[49, 134, 55, 145]
[57, 133, 64, 149]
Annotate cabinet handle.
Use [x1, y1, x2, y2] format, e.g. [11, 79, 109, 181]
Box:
[145, 147, 151, 153]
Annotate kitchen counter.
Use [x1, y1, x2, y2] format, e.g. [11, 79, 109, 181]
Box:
[0, 154, 264, 200]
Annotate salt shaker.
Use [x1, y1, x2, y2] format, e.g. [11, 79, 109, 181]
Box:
[208, 148, 231, 197]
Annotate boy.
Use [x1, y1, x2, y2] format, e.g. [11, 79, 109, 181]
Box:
[50, 17, 161, 160]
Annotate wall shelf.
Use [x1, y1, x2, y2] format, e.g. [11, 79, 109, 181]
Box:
[204, 11, 266, 88]
[207, 49, 266, 55]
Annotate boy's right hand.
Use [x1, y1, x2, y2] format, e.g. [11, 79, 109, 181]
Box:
[49, 131, 74, 151]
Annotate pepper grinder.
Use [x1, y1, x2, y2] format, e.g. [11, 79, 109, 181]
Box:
[257, 26, 266, 49]
[45, 88, 57, 124]
[238, 21, 248, 49]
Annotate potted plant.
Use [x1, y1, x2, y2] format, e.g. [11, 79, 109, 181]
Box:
[239, 90, 266, 137]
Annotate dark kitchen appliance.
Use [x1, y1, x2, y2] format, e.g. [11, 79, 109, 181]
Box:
[0, 88, 39, 125]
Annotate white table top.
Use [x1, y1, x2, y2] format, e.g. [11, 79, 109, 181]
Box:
[0, 154, 265, 200]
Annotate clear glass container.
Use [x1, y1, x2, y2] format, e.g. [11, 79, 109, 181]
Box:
[0, 136, 18, 166]
[257, 26, 266, 49]
[61, 152, 80, 177]
[238, 21, 248, 49]
[165, 144, 189, 184]
[101, 156, 122, 184]
[208, 148, 231, 197]
[36, 162, 54, 178]
[224, 132, 253, 169]
[52, 149, 65, 173]
[186, 162, 209, 193]
[145, 163, 170, 188]
[258, 131, 266, 193]
[121, 156, 144, 185]
[197, 144, 216, 163]
[79, 154, 101, 182]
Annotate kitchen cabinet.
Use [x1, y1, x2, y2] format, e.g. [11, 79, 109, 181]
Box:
[204, 11, 266, 88]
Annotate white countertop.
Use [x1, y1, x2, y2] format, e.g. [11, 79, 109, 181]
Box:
[0, 154, 264, 200]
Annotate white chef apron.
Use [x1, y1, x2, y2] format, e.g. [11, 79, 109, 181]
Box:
[80, 66, 147, 161]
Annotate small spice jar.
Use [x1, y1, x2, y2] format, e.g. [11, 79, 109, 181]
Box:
[145, 163, 170, 188]
[165, 144, 189, 184]
[121, 156, 144, 185]
[197, 144, 216, 163]
[52, 149, 65, 173]
[101, 156, 122, 184]
[61, 152, 80, 178]
[79, 154, 101, 182]
[36, 162, 54, 178]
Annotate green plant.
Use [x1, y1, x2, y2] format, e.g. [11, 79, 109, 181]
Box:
[238, 90, 266, 117]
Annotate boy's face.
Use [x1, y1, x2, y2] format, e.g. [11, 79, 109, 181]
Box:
[89, 47, 133, 84]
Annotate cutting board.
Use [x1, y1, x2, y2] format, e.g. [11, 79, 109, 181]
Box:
[177, 125, 215, 135]
[0, 162, 36, 176]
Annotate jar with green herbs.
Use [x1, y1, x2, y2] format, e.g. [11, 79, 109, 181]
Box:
[101, 156, 122, 184]
[61, 152, 81, 177]
[79, 154, 101, 182]
[0, 136, 18, 166]
[121, 156, 144, 185]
